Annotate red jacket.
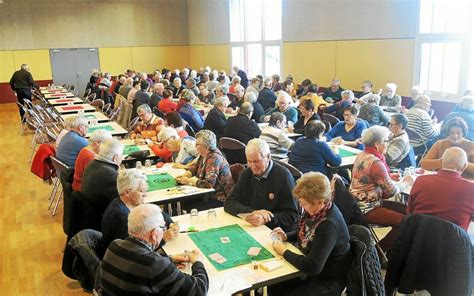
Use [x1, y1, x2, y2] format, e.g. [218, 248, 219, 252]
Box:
[31, 144, 56, 180]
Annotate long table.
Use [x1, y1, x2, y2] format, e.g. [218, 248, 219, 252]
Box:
[61, 111, 110, 123]
[162, 207, 302, 294]
[48, 97, 84, 106]
[54, 103, 96, 114]
[44, 92, 76, 99]
[86, 121, 128, 138]
[328, 144, 362, 169]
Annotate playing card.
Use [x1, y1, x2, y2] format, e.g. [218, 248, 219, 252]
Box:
[220, 237, 230, 243]
[209, 253, 227, 264]
[247, 247, 261, 256]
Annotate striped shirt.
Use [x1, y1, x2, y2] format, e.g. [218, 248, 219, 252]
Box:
[260, 125, 294, 154]
[406, 107, 439, 148]
[385, 131, 410, 166]
[100, 237, 208, 296]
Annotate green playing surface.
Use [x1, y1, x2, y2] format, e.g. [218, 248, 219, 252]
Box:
[338, 148, 357, 158]
[188, 224, 274, 271]
[88, 125, 114, 133]
[123, 145, 140, 155]
[84, 114, 97, 119]
[146, 173, 177, 191]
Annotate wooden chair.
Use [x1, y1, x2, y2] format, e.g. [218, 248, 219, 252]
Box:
[273, 159, 302, 180]
[90, 99, 104, 111]
[219, 137, 247, 165]
[219, 137, 246, 151]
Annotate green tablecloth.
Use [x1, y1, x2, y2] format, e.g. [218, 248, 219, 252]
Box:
[88, 125, 114, 133]
[146, 173, 177, 191]
[123, 145, 140, 155]
[338, 147, 357, 158]
[189, 224, 274, 271]
[84, 114, 97, 119]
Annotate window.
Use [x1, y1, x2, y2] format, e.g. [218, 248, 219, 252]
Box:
[414, 0, 473, 100]
[230, 0, 282, 78]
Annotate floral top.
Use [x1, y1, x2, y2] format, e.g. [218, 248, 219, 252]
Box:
[350, 152, 401, 213]
[188, 149, 235, 201]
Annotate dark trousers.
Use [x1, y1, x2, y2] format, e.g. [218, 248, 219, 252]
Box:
[16, 88, 31, 121]
[365, 200, 406, 252]
[268, 276, 346, 296]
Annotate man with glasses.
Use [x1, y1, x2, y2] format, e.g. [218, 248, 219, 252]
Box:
[100, 204, 209, 295]
[130, 104, 164, 144]
[56, 115, 89, 168]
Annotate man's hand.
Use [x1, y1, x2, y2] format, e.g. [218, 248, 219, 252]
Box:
[271, 227, 287, 242]
[163, 225, 179, 242]
[188, 250, 202, 263]
[245, 210, 273, 227]
[272, 241, 286, 256]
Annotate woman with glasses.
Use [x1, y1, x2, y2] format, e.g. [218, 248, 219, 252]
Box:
[175, 130, 234, 210]
[325, 106, 368, 150]
[385, 113, 410, 168]
[350, 126, 414, 252]
[288, 99, 320, 134]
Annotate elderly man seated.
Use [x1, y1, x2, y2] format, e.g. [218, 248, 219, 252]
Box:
[322, 79, 344, 103]
[100, 204, 209, 295]
[379, 83, 402, 112]
[56, 115, 89, 168]
[81, 138, 124, 221]
[261, 91, 298, 124]
[224, 139, 299, 232]
[406, 94, 440, 154]
[408, 147, 474, 231]
[203, 96, 229, 140]
[257, 77, 277, 111]
[130, 104, 164, 144]
[101, 169, 176, 252]
[260, 112, 294, 155]
[72, 129, 113, 192]
[149, 82, 164, 109]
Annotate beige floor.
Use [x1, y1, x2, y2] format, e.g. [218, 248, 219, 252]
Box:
[0, 104, 87, 295]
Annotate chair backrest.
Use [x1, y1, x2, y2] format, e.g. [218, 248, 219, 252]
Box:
[229, 163, 246, 184]
[102, 103, 112, 115]
[405, 128, 428, 156]
[50, 155, 71, 176]
[83, 88, 91, 99]
[90, 99, 104, 111]
[219, 137, 246, 150]
[109, 106, 121, 121]
[322, 113, 340, 125]
[322, 120, 332, 133]
[184, 122, 196, 138]
[128, 116, 140, 131]
[274, 159, 303, 180]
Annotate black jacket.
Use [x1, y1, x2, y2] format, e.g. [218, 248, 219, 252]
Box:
[203, 107, 226, 140]
[131, 90, 151, 119]
[224, 162, 299, 232]
[333, 177, 368, 227]
[293, 113, 320, 135]
[9, 69, 37, 90]
[223, 114, 261, 164]
[251, 101, 265, 123]
[385, 214, 472, 296]
[257, 87, 277, 111]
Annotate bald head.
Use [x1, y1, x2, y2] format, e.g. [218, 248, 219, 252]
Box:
[441, 147, 468, 172]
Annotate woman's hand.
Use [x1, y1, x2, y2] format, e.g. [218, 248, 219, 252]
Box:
[172, 163, 187, 169]
[331, 137, 343, 145]
[271, 227, 288, 242]
[163, 228, 178, 242]
[263, 115, 271, 122]
[401, 175, 414, 186]
[272, 241, 286, 256]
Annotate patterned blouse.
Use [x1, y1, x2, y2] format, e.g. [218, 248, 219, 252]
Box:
[131, 114, 164, 139]
[188, 148, 235, 201]
[350, 152, 401, 214]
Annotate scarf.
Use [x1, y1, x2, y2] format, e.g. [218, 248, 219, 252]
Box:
[365, 146, 390, 173]
[297, 201, 333, 253]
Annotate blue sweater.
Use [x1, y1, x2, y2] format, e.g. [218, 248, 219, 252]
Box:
[289, 138, 342, 176]
[56, 130, 88, 168]
[179, 103, 204, 132]
[325, 120, 367, 150]
[263, 107, 299, 124]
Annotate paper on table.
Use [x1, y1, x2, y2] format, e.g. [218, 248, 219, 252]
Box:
[208, 270, 252, 295]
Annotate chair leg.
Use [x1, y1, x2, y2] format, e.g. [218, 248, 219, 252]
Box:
[48, 178, 58, 201]
[369, 227, 388, 263]
[51, 190, 63, 216]
[48, 179, 59, 209]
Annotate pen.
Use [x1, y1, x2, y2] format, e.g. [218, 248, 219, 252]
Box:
[179, 230, 199, 233]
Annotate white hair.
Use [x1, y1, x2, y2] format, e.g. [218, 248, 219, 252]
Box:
[385, 83, 397, 91]
[264, 77, 272, 87]
[216, 85, 229, 95]
[341, 90, 355, 100]
[173, 77, 181, 84]
[367, 94, 381, 104]
[137, 104, 152, 114]
[361, 126, 390, 147]
[214, 96, 230, 108]
[69, 116, 89, 129]
[411, 85, 424, 95]
[277, 91, 292, 104]
[89, 129, 112, 143]
[414, 94, 431, 106]
[117, 169, 147, 196]
[246, 138, 271, 157]
[63, 116, 79, 129]
[98, 138, 124, 160]
[232, 76, 241, 83]
[234, 84, 244, 94]
[21, 64, 29, 70]
[442, 147, 468, 170]
[244, 91, 257, 104]
[196, 129, 217, 150]
[157, 126, 178, 142]
[128, 204, 164, 236]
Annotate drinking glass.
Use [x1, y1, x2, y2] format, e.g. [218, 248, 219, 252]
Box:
[190, 209, 199, 225]
[135, 161, 143, 169]
[207, 209, 217, 225]
[144, 159, 151, 168]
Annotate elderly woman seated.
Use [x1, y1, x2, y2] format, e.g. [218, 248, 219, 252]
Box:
[260, 112, 294, 155]
[289, 121, 341, 176]
[385, 113, 411, 168]
[358, 94, 389, 126]
[177, 89, 205, 132]
[421, 117, 474, 178]
[148, 126, 197, 165]
[406, 94, 440, 154]
[379, 82, 402, 112]
[325, 106, 368, 150]
[289, 99, 320, 134]
[175, 130, 234, 210]
[130, 104, 165, 144]
[350, 126, 413, 252]
[322, 89, 353, 120]
[269, 172, 352, 296]
[261, 91, 298, 124]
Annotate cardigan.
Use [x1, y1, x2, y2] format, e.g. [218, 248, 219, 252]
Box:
[72, 148, 95, 192]
[288, 137, 341, 176]
[257, 87, 277, 111]
[203, 107, 226, 140]
[293, 113, 320, 135]
[385, 131, 410, 167]
[224, 162, 299, 232]
[379, 94, 402, 112]
[260, 125, 294, 154]
[325, 120, 368, 150]
[262, 106, 299, 124]
[101, 237, 209, 296]
[407, 170, 474, 231]
[323, 100, 352, 120]
[358, 103, 389, 126]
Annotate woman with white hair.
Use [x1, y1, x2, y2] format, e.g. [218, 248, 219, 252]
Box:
[178, 89, 205, 132]
[358, 94, 389, 126]
[322, 89, 354, 120]
[72, 129, 113, 191]
[149, 126, 197, 165]
[261, 91, 298, 124]
[350, 126, 413, 252]
[379, 83, 402, 112]
[244, 91, 265, 123]
[171, 77, 184, 98]
[176, 130, 235, 210]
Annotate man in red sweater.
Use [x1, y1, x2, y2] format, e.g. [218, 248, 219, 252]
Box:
[407, 147, 474, 230]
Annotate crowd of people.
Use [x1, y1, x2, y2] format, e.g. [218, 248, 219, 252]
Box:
[20, 63, 474, 295]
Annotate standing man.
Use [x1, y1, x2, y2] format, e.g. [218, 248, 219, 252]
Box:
[10, 64, 37, 121]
